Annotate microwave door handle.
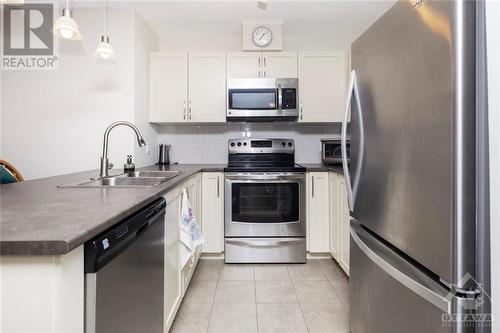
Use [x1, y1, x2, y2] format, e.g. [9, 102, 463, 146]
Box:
[278, 84, 283, 112]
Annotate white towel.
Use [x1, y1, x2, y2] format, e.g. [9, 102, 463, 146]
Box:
[179, 188, 204, 269]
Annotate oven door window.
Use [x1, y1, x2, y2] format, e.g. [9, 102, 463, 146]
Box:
[231, 182, 299, 223]
[228, 89, 277, 110]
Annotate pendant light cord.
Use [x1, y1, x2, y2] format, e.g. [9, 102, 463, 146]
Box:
[105, 0, 108, 37]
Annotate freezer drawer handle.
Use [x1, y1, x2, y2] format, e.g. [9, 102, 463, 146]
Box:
[350, 226, 452, 314]
[341, 70, 364, 211]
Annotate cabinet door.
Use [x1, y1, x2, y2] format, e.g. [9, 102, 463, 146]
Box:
[149, 52, 188, 123]
[201, 172, 224, 253]
[227, 52, 262, 78]
[163, 189, 182, 331]
[308, 172, 330, 253]
[262, 52, 298, 78]
[329, 173, 340, 261]
[298, 52, 347, 122]
[188, 52, 227, 122]
[339, 176, 350, 276]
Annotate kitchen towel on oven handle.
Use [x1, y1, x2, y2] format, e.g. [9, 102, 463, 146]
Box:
[179, 188, 204, 269]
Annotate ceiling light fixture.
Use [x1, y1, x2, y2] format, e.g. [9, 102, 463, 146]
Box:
[1, 0, 25, 5]
[53, 0, 82, 40]
[257, 0, 268, 10]
[95, 0, 115, 60]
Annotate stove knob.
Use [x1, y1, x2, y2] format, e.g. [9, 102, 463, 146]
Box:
[288, 142, 293, 147]
[230, 142, 235, 147]
[281, 142, 286, 147]
[237, 142, 242, 147]
[243, 142, 247, 146]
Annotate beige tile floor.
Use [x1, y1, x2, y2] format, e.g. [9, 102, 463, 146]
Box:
[170, 259, 349, 333]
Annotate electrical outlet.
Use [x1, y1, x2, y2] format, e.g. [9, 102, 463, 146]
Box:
[146, 144, 151, 155]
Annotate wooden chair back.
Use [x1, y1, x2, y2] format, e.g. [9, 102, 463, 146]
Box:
[0, 160, 24, 182]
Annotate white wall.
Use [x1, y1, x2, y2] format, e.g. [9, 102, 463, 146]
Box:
[486, 1, 500, 331]
[1, 8, 158, 180]
[159, 29, 349, 52]
[134, 12, 159, 167]
[158, 123, 340, 164]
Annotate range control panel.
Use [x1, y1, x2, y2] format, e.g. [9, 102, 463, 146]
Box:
[228, 138, 295, 154]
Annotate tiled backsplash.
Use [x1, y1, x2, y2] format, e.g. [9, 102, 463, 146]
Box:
[156, 123, 341, 164]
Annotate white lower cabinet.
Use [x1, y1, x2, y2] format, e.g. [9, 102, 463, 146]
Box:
[180, 174, 202, 296]
[329, 173, 340, 261]
[201, 172, 224, 253]
[307, 172, 330, 253]
[338, 176, 350, 276]
[326, 172, 351, 275]
[163, 173, 203, 332]
[163, 188, 182, 332]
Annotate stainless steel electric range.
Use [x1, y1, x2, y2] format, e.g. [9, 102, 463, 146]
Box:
[224, 138, 306, 263]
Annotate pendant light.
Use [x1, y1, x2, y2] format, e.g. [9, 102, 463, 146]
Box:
[53, 0, 82, 40]
[95, 0, 116, 60]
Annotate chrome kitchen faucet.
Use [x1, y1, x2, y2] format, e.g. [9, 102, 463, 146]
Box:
[99, 121, 146, 178]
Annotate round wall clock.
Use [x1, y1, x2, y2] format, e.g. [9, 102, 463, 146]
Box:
[253, 26, 273, 47]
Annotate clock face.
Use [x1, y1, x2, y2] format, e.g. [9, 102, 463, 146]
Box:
[253, 26, 273, 47]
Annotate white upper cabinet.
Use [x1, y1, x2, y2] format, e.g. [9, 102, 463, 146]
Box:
[149, 52, 227, 123]
[298, 52, 347, 122]
[262, 52, 298, 78]
[149, 52, 188, 123]
[188, 52, 227, 122]
[227, 52, 262, 78]
[227, 51, 298, 78]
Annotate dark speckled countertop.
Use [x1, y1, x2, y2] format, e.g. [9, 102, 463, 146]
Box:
[299, 163, 344, 174]
[0, 164, 224, 255]
[0, 163, 341, 256]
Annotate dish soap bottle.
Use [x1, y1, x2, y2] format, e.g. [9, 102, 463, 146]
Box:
[124, 155, 135, 172]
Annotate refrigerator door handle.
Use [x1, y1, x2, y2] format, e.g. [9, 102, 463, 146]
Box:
[341, 70, 364, 211]
[350, 224, 452, 314]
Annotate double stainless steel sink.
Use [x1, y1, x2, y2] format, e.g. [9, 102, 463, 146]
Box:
[60, 171, 182, 188]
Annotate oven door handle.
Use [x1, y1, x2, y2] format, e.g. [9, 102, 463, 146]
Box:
[226, 239, 304, 247]
[225, 174, 306, 181]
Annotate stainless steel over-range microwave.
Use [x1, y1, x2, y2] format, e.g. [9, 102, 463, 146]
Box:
[227, 78, 298, 121]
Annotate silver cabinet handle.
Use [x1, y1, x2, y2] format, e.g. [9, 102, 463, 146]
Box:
[263, 57, 266, 68]
[217, 176, 220, 197]
[188, 101, 192, 120]
[300, 101, 303, 120]
[258, 69, 261, 77]
[277, 84, 282, 112]
[258, 57, 261, 67]
[183, 100, 186, 120]
[264, 70, 267, 77]
[311, 175, 315, 198]
[342, 70, 364, 211]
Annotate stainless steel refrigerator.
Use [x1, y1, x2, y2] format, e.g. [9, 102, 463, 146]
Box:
[342, 0, 490, 332]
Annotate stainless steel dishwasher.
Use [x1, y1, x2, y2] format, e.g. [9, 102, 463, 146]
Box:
[84, 198, 166, 333]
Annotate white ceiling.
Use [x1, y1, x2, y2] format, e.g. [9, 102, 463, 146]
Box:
[133, 1, 395, 44]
